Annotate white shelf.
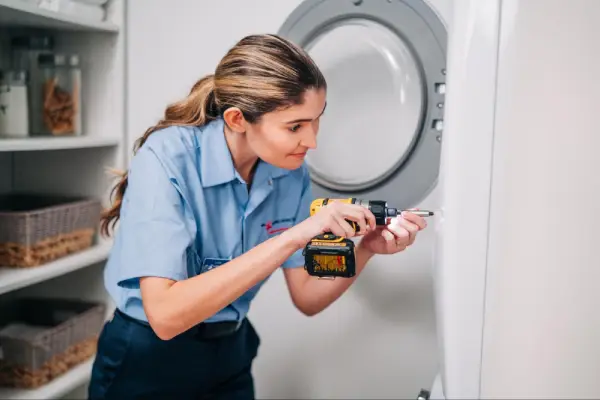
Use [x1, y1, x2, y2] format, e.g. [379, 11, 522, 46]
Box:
[0, 0, 119, 32]
[0, 242, 111, 296]
[0, 136, 120, 152]
[0, 358, 93, 400]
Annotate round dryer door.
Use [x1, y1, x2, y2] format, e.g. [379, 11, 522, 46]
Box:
[278, 0, 447, 208]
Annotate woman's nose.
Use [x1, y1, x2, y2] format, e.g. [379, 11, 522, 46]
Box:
[301, 132, 317, 149]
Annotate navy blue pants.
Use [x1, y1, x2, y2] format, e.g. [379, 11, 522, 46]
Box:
[88, 309, 260, 399]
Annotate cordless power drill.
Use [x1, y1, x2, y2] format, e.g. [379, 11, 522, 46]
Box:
[302, 198, 434, 279]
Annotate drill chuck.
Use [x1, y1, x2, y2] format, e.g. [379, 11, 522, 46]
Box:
[356, 199, 390, 225]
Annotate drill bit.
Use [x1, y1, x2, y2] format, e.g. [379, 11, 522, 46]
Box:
[385, 208, 435, 218]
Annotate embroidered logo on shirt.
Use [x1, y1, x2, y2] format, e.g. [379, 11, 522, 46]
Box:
[261, 217, 294, 235]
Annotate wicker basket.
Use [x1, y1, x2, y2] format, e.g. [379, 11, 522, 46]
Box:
[0, 298, 106, 389]
[0, 193, 101, 268]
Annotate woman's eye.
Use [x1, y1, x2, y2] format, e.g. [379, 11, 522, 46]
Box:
[289, 124, 301, 132]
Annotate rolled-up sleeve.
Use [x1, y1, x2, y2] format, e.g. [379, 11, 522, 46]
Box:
[281, 167, 313, 269]
[117, 147, 195, 288]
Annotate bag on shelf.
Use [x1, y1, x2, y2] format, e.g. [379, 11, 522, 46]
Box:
[0, 297, 106, 388]
[0, 193, 101, 268]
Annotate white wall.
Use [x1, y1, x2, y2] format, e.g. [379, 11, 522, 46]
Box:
[126, 1, 441, 398]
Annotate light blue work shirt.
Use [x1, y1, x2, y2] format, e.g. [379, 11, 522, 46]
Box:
[104, 118, 312, 323]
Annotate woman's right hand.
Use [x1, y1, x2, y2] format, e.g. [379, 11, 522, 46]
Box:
[285, 201, 377, 247]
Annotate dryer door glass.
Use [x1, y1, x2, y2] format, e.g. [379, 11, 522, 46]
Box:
[305, 19, 425, 191]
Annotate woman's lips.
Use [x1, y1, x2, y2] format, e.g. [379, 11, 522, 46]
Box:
[290, 152, 307, 158]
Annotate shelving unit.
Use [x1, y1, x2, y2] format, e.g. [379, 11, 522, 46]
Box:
[0, 0, 125, 399]
[0, 135, 119, 151]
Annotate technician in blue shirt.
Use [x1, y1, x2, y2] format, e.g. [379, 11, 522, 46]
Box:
[88, 34, 428, 400]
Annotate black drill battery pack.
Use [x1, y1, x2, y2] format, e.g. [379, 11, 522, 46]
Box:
[302, 234, 356, 278]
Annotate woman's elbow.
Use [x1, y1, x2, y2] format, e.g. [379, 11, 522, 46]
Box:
[153, 324, 178, 341]
[145, 307, 180, 340]
[140, 278, 184, 340]
[300, 307, 320, 317]
[293, 300, 322, 317]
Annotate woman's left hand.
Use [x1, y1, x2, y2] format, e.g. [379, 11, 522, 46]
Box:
[358, 211, 428, 255]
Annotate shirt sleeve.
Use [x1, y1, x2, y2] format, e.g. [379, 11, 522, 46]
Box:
[117, 146, 195, 288]
[281, 166, 313, 269]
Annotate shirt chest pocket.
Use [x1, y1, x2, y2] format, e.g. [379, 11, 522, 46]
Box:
[199, 257, 232, 273]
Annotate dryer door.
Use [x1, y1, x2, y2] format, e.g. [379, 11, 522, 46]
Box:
[278, 0, 447, 208]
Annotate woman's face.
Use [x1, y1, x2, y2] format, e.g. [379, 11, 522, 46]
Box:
[247, 88, 327, 170]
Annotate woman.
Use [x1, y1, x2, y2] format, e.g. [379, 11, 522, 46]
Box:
[89, 33, 428, 399]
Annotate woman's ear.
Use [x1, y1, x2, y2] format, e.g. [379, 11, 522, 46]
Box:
[222, 107, 248, 133]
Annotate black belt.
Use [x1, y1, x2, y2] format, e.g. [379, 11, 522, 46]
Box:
[114, 309, 244, 340]
[194, 318, 244, 340]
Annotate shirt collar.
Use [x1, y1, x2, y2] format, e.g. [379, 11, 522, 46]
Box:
[199, 118, 290, 188]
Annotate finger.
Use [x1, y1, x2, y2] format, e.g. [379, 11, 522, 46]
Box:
[327, 218, 349, 237]
[386, 223, 411, 246]
[382, 228, 394, 241]
[335, 205, 369, 234]
[389, 230, 408, 252]
[334, 214, 357, 238]
[395, 218, 419, 245]
[382, 229, 402, 253]
[351, 206, 375, 233]
[349, 209, 368, 235]
[401, 211, 427, 230]
[364, 209, 377, 232]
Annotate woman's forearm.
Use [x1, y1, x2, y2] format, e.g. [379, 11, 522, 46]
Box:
[293, 244, 375, 316]
[142, 230, 301, 340]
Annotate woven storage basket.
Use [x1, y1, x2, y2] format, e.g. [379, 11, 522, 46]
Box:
[0, 193, 101, 267]
[0, 298, 106, 389]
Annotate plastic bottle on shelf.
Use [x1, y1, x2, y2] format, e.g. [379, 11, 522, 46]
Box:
[0, 70, 29, 138]
[37, 53, 82, 136]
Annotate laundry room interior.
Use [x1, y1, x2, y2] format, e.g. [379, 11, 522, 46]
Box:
[0, 0, 598, 399]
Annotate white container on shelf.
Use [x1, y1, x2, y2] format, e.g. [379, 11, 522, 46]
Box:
[0, 70, 29, 138]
